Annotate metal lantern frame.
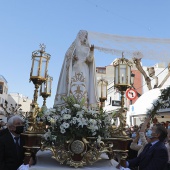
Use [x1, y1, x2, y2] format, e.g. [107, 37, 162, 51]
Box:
[22, 44, 51, 166]
[113, 54, 133, 92]
[30, 44, 51, 105]
[97, 78, 108, 109]
[98, 78, 108, 101]
[30, 44, 51, 85]
[112, 54, 134, 139]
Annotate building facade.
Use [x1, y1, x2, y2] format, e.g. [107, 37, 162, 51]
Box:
[0, 75, 8, 114]
[128, 63, 170, 125]
[0, 75, 32, 123]
[96, 61, 170, 126]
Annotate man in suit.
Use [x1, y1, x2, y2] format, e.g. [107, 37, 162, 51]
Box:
[164, 128, 170, 170]
[0, 127, 8, 136]
[0, 115, 25, 170]
[117, 124, 168, 170]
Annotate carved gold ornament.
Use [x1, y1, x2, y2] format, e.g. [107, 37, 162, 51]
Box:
[70, 140, 85, 154]
[41, 137, 116, 168]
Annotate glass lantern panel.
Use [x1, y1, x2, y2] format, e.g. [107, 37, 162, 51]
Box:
[40, 58, 47, 78]
[114, 66, 119, 84]
[41, 82, 46, 93]
[120, 64, 126, 84]
[97, 81, 102, 98]
[102, 83, 107, 98]
[47, 80, 51, 93]
[32, 59, 39, 76]
[127, 67, 131, 85]
[131, 73, 135, 85]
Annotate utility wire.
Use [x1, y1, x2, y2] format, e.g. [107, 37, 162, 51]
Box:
[84, 0, 152, 33]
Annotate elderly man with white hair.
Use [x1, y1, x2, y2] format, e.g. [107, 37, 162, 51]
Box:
[0, 115, 25, 170]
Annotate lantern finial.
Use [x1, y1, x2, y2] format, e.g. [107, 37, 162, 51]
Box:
[40, 43, 46, 52]
[122, 52, 124, 58]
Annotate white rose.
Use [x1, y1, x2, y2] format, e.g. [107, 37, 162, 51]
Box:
[63, 122, 70, 128]
[60, 128, 66, 134]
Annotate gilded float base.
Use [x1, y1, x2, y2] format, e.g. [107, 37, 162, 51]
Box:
[41, 137, 131, 168]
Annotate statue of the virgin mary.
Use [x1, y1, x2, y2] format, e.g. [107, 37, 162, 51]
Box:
[54, 30, 99, 108]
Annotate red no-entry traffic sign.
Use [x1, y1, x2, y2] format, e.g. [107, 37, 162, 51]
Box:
[125, 88, 137, 100]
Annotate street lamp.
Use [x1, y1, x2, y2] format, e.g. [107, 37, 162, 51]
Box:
[40, 75, 53, 107]
[97, 78, 108, 110]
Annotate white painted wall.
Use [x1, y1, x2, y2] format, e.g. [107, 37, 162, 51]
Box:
[8, 93, 32, 113]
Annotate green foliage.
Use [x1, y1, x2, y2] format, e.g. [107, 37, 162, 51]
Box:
[147, 86, 170, 120]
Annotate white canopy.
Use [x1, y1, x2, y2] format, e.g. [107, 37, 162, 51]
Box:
[88, 31, 170, 63]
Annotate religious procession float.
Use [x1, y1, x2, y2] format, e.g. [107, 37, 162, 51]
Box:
[2, 30, 170, 168]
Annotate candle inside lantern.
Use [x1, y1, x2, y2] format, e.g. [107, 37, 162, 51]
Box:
[122, 74, 124, 83]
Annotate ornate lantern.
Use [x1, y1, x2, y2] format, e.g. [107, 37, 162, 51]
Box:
[26, 43, 51, 132]
[97, 78, 108, 109]
[40, 75, 53, 107]
[30, 44, 51, 105]
[113, 53, 133, 108]
[21, 44, 51, 165]
[114, 53, 133, 92]
[110, 53, 133, 167]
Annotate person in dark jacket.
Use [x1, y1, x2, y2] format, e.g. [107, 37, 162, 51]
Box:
[117, 124, 168, 170]
[0, 115, 25, 170]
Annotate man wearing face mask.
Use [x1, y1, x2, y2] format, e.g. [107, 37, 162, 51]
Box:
[117, 124, 168, 170]
[0, 115, 25, 170]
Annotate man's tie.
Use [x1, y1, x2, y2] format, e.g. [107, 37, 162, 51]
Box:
[14, 137, 20, 158]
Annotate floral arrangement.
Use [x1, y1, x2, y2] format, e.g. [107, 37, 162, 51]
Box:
[41, 96, 114, 146]
[146, 86, 170, 119]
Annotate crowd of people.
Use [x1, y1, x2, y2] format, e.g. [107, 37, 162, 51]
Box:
[116, 117, 170, 170]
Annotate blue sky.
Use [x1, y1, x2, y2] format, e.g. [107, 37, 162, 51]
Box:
[0, 0, 170, 108]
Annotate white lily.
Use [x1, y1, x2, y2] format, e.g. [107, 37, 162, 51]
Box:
[63, 114, 71, 120]
[73, 104, 80, 108]
[77, 117, 87, 127]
